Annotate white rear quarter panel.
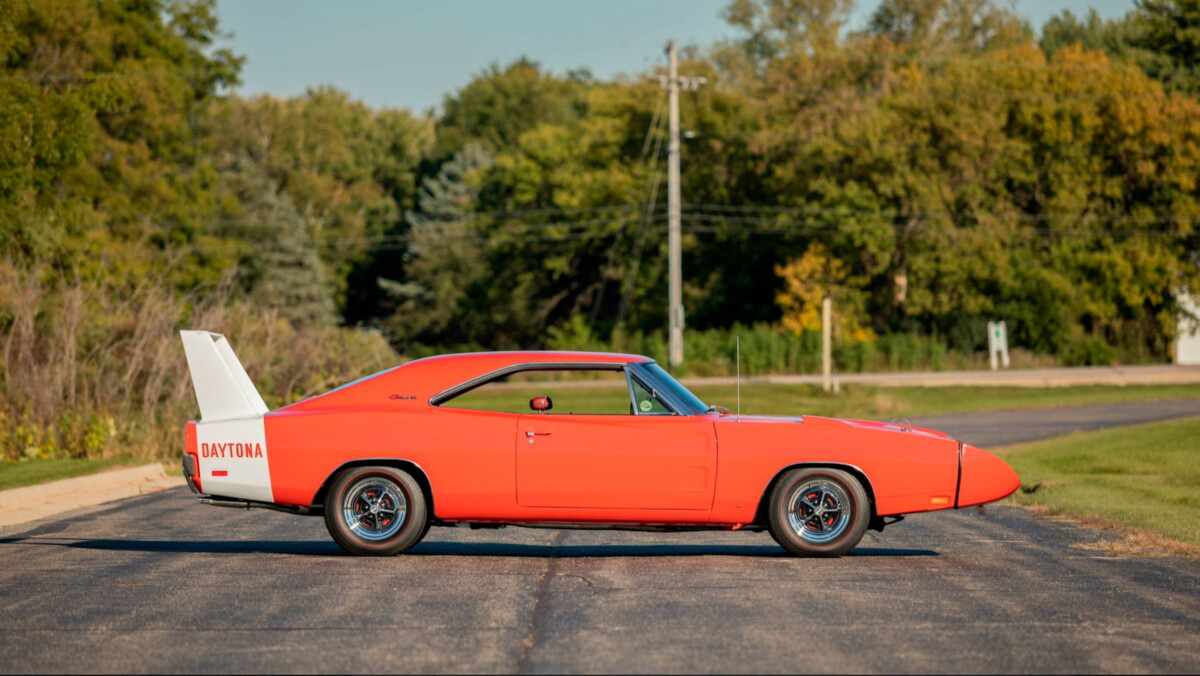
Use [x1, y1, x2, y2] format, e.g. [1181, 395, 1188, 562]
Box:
[195, 416, 273, 502]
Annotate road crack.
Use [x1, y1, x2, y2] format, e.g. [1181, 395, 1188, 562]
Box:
[514, 530, 566, 674]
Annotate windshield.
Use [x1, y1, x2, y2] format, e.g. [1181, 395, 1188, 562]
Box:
[641, 362, 707, 414]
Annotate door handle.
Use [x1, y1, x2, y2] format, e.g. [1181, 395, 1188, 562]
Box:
[525, 430, 551, 437]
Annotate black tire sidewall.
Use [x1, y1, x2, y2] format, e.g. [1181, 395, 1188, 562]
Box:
[769, 468, 869, 557]
[324, 466, 428, 556]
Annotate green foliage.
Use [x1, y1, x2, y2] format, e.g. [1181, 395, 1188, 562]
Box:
[1128, 0, 1200, 94]
[1042, 1, 1200, 96]
[380, 143, 494, 344]
[209, 89, 432, 313]
[4, 0, 1200, 464]
[867, 0, 1031, 55]
[1040, 9, 1137, 58]
[436, 59, 580, 157]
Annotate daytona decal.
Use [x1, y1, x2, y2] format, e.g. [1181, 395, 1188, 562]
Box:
[195, 416, 273, 502]
[199, 442, 264, 458]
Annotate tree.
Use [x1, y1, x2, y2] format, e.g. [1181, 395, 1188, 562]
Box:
[776, 243, 872, 341]
[1040, 9, 1136, 58]
[866, 0, 1031, 56]
[1128, 0, 1200, 94]
[209, 89, 432, 314]
[1044, 1, 1200, 96]
[378, 143, 494, 345]
[435, 59, 580, 158]
[0, 0, 244, 290]
[255, 221, 336, 326]
[776, 44, 1200, 358]
[722, 0, 854, 60]
[220, 160, 335, 325]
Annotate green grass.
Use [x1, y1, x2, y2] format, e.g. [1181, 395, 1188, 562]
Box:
[998, 417, 1200, 549]
[0, 458, 133, 491]
[448, 382, 1200, 419]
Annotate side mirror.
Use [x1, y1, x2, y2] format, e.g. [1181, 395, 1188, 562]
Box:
[530, 396, 553, 412]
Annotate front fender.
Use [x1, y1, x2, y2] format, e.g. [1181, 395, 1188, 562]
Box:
[710, 415, 961, 522]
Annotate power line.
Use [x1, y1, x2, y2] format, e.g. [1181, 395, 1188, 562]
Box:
[682, 204, 1199, 227]
[363, 227, 627, 253]
[616, 93, 670, 328]
[679, 218, 1192, 239]
[590, 92, 670, 329]
[319, 214, 660, 246]
[422, 204, 645, 220]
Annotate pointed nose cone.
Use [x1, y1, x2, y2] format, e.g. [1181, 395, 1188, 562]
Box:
[957, 445, 1020, 508]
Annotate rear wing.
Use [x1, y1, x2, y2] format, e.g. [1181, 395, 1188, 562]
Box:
[179, 330, 269, 422]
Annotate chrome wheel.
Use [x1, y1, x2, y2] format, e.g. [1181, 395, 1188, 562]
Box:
[787, 479, 852, 544]
[342, 477, 407, 541]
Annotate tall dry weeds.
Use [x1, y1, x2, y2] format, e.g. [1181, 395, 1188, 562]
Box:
[0, 257, 399, 463]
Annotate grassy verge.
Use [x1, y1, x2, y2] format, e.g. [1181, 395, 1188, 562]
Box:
[997, 417, 1200, 555]
[0, 458, 135, 491]
[451, 382, 1200, 419]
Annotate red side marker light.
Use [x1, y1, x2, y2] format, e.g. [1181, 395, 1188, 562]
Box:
[211, 470, 228, 477]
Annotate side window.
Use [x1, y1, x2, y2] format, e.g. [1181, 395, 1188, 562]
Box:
[440, 368, 632, 414]
[629, 375, 673, 415]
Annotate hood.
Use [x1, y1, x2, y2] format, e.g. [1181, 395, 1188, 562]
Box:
[827, 416, 954, 441]
[720, 413, 955, 441]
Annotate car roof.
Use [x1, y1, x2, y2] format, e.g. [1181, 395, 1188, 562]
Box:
[277, 350, 653, 413]
[405, 350, 650, 366]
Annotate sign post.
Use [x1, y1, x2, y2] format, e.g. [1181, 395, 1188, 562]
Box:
[822, 297, 833, 393]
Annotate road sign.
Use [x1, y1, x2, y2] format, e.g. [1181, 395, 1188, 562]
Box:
[988, 320, 1010, 370]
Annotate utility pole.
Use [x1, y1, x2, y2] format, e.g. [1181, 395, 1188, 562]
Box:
[665, 41, 684, 367]
[822, 296, 833, 394]
[661, 41, 704, 367]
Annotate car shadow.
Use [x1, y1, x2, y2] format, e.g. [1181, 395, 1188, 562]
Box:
[0, 536, 938, 558]
[410, 542, 938, 558]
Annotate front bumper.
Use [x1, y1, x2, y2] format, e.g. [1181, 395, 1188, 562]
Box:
[957, 444, 1020, 507]
[182, 454, 201, 494]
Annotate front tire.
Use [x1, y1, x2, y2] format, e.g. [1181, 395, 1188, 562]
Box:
[767, 468, 869, 557]
[324, 466, 428, 556]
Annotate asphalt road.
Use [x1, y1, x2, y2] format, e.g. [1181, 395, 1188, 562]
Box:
[1, 404, 1199, 674]
[910, 398, 1200, 447]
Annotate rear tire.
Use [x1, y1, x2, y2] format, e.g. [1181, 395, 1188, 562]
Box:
[323, 466, 428, 556]
[767, 468, 869, 557]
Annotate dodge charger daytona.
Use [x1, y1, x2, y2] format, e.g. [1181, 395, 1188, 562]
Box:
[180, 330, 1020, 556]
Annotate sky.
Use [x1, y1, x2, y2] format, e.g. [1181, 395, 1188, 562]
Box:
[217, 0, 1136, 114]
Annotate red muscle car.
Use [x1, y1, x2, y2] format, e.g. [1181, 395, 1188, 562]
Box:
[180, 330, 1019, 557]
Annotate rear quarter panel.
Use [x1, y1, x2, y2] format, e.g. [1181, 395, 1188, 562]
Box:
[711, 416, 960, 522]
[264, 406, 519, 518]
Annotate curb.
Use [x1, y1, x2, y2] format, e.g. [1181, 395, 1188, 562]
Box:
[0, 463, 185, 529]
